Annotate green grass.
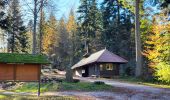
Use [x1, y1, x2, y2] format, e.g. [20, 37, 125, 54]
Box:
[0, 53, 50, 64]
[114, 76, 170, 89]
[59, 82, 114, 91]
[0, 94, 76, 100]
[12, 81, 114, 93]
[0, 94, 7, 99]
[14, 82, 59, 93]
[139, 82, 170, 88]
[0, 82, 113, 100]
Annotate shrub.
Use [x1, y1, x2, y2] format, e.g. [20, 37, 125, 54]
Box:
[94, 81, 105, 85]
[155, 62, 170, 83]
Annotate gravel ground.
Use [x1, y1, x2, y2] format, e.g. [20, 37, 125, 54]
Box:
[2, 91, 170, 100]
[78, 77, 170, 94]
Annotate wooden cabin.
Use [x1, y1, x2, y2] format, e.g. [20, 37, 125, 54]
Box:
[0, 53, 49, 81]
[72, 49, 128, 78]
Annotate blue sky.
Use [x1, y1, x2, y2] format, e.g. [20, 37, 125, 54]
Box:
[55, 0, 103, 20]
[55, 0, 79, 19]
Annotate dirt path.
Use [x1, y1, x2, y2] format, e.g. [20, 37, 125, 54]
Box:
[77, 77, 170, 94]
[1, 90, 170, 100]
[40, 73, 170, 100]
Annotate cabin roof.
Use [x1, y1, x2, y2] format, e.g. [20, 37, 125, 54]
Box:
[71, 49, 128, 69]
[0, 53, 50, 64]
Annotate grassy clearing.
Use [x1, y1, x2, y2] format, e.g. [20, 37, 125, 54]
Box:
[12, 81, 114, 93]
[0, 94, 7, 99]
[114, 76, 170, 89]
[13, 82, 59, 93]
[60, 82, 114, 91]
[0, 81, 112, 100]
[0, 94, 76, 100]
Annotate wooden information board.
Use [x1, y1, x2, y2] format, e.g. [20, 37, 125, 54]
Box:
[0, 64, 40, 81]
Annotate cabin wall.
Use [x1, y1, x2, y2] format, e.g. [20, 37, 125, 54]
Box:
[73, 63, 120, 78]
[0, 63, 40, 81]
[88, 64, 100, 77]
[100, 64, 120, 78]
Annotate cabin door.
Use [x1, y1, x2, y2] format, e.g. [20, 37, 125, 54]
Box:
[82, 67, 89, 77]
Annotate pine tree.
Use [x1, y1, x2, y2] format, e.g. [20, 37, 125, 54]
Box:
[26, 20, 33, 53]
[57, 17, 70, 70]
[7, 0, 28, 53]
[66, 9, 77, 64]
[77, 0, 102, 54]
[0, 0, 9, 30]
[161, 0, 170, 13]
[101, 0, 134, 75]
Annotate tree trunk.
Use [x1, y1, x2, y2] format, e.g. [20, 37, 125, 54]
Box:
[32, 0, 38, 54]
[135, 0, 142, 77]
[117, 0, 120, 25]
[66, 32, 74, 82]
[39, 0, 43, 54]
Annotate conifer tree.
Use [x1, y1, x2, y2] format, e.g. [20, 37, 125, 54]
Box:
[66, 9, 77, 63]
[57, 17, 70, 70]
[101, 0, 134, 75]
[0, 0, 9, 30]
[77, 0, 102, 54]
[7, 0, 28, 53]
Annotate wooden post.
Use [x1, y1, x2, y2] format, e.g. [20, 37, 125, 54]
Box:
[38, 65, 41, 96]
[38, 80, 40, 96]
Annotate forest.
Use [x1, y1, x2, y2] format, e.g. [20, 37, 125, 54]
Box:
[0, 0, 169, 83]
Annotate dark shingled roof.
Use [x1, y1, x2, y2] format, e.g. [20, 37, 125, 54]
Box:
[0, 53, 50, 64]
[72, 49, 128, 69]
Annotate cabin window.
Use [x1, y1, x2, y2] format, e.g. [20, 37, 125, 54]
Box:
[100, 64, 116, 71]
[106, 64, 113, 70]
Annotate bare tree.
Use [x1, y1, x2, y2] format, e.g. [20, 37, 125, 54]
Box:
[135, 0, 142, 77]
[22, 0, 56, 54]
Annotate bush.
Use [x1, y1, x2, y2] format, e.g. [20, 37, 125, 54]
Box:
[94, 81, 105, 85]
[155, 62, 170, 83]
